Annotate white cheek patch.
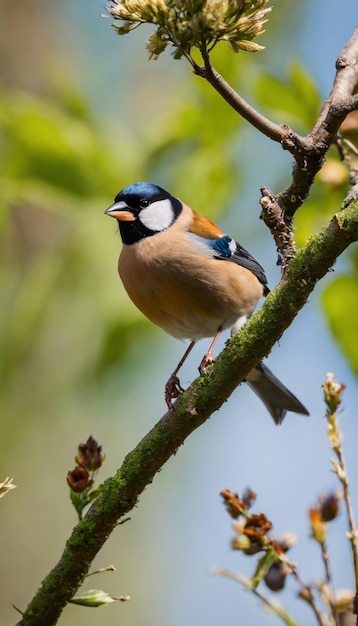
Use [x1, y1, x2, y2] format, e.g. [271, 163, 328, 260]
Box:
[139, 198, 174, 231]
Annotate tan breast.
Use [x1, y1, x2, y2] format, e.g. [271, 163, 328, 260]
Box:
[118, 204, 264, 340]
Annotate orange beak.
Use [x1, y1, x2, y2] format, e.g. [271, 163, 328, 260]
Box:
[104, 202, 136, 221]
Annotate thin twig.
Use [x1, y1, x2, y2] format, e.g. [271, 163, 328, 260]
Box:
[195, 44, 293, 145]
[321, 541, 339, 626]
[86, 565, 116, 577]
[334, 445, 358, 615]
[287, 563, 327, 626]
[337, 137, 358, 187]
[259, 186, 296, 270]
[324, 375, 358, 618]
[210, 567, 300, 626]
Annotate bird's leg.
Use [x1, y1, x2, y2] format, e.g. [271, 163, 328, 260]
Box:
[165, 341, 196, 408]
[199, 330, 222, 374]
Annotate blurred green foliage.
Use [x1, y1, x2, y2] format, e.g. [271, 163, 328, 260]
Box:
[254, 61, 321, 133]
[293, 153, 358, 376]
[0, 57, 245, 409]
[322, 248, 358, 376]
[0, 88, 141, 395]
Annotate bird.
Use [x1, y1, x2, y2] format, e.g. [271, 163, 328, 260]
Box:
[105, 182, 309, 424]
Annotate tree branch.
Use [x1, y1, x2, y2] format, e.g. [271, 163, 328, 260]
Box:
[16, 194, 358, 626]
[194, 26, 358, 269]
[194, 49, 291, 145]
[279, 25, 358, 221]
[311, 26, 358, 135]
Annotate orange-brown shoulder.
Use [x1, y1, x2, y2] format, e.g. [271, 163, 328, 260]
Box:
[189, 209, 224, 240]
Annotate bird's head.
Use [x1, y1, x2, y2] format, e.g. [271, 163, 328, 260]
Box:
[105, 182, 182, 245]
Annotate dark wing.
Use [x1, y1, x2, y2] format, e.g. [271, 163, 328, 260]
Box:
[211, 235, 270, 295]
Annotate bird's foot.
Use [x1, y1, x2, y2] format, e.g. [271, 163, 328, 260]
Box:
[165, 375, 185, 409]
[199, 353, 214, 375]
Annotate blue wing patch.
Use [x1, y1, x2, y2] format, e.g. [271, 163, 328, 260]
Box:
[188, 233, 269, 295]
[212, 235, 235, 258]
[212, 235, 270, 295]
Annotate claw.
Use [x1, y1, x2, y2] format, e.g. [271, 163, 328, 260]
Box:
[165, 375, 185, 409]
[199, 353, 214, 375]
[198, 329, 222, 375]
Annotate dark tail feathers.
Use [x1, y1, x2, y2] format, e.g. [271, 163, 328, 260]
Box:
[245, 362, 309, 425]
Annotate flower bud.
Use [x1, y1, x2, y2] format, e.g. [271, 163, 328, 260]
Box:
[70, 589, 130, 607]
[67, 466, 91, 493]
[319, 493, 340, 522]
[264, 562, 287, 592]
[309, 507, 326, 544]
[75, 436, 105, 472]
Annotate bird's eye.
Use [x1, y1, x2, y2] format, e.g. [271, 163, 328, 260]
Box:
[139, 199, 149, 209]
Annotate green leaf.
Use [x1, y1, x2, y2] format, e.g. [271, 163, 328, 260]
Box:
[321, 249, 358, 375]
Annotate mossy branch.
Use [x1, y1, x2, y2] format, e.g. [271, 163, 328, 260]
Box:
[16, 194, 358, 626]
